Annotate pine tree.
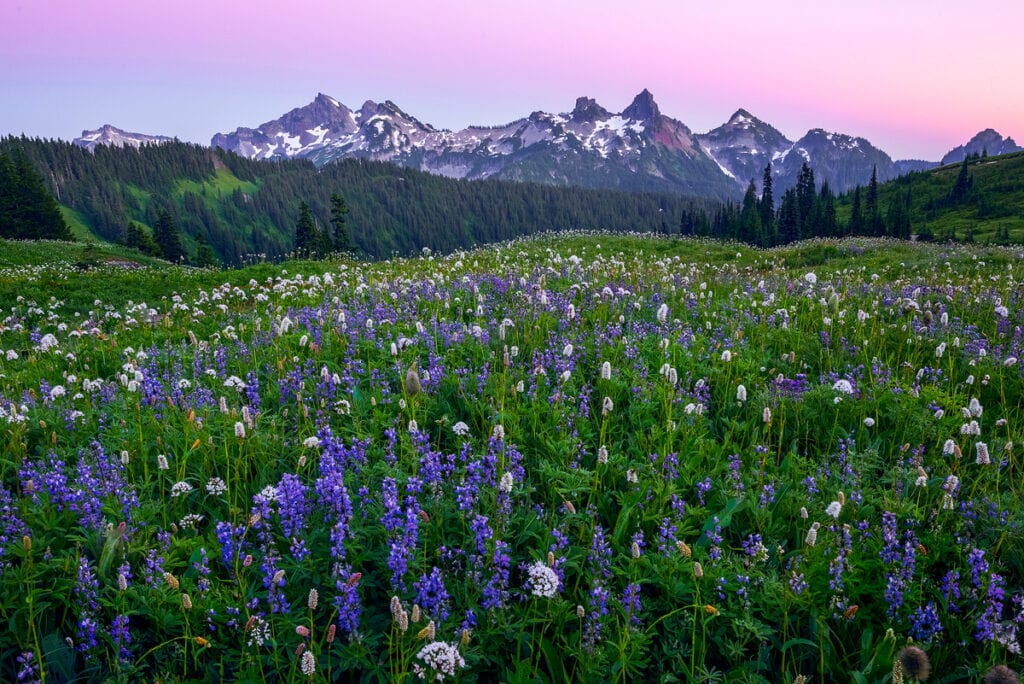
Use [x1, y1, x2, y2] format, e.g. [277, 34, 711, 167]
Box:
[866, 165, 885, 235]
[950, 157, 973, 203]
[294, 201, 318, 256]
[152, 209, 186, 263]
[778, 188, 799, 244]
[739, 180, 761, 245]
[329, 191, 350, 251]
[1, 149, 73, 240]
[848, 186, 865, 234]
[758, 165, 774, 238]
[818, 181, 838, 236]
[795, 163, 816, 237]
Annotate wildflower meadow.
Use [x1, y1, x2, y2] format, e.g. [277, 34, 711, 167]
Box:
[1, 234, 1022, 682]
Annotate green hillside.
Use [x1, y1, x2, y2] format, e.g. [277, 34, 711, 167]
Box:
[835, 151, 1024, 242]
[0, 137, 718, 265]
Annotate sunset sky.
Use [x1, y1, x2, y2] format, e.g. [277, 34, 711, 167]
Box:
[2, 0, 1021, 160]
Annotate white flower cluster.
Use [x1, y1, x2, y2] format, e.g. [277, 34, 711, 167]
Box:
[526, 561, 561, 598]
[415, 641, 466, 681]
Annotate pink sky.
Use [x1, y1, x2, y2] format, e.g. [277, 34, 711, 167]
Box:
[2, 0, 1022, 160]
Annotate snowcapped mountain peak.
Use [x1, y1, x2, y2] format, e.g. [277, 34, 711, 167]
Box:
[728, 108, 755, 125]
[74, 125, 173, 151]
[211, 91, 741, 200]
[622, 89, 660, 121]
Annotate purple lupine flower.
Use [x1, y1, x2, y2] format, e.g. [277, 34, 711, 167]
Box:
[976, 573, 1006, 642]
[967, 548, 989, 589]
[622, 583, 642, 628]
[588, 525, 612, 581]
[276, 473, 309, 560]
[583, 583, 610, 650]
[111, 613, 132, 661]
[334, 566, 362, 636]
[415, 567, 451, 622]
[657, 518, 678, 557]
[15, 651, 40, 683]
[482, 540, 510, 609]
[909, 602, 943, 643]
[696, 478, 712, 507]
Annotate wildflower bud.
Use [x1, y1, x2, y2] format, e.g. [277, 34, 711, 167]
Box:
[182, 593, 193, 610]
[805, 522, 820, 547]
[295, 642, 305, 656]
[694, 562, 704, 579]
[597, 445, 609, 465]
[244, 615, 256, 632]
[600, 361, 611, 381]
[390, 596, 401, 618]
[412, 604, 421, 624]
[417, 620, 435, 641]
[763, 407, 771, 424]
[461, 629, 471, 647]
[631, 542, 641, 559]
[118, 573, 128, 592]
[295, 625, 310, 637]
[794, 676, 807, 684]
[22, 535, 31, 552]
[547, 551, 555, 568]
[120, 450, 130, 465]
[194, 636, 209, 647]
[563, 500, 576, 515]
[243, 554, 253, 567]
[419, 509, 430, 523]
[164, 572, 180, 590]
[837, 491, 845, 506]
[602, 396, 614, 416]
[404, 362, 422, 396]
[326, 624, 336, 644]
[800, 507, 808, 519]
[576, 605, 585, 619]
[272, 569, 286, 585]
[677, 541, 692, 558]
[704, 604, 719, 616]
[234, 421, 246, 439]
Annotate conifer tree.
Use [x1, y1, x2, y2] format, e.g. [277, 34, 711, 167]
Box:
[795, 163, 816, 237]
[758, 165, 774, 238]
[739, 180, 761, 245]
[329, 193, 350, 252]
[848, 186, 865, 234]
[294, 201, 318, 256]
[866, 165, 885, 235]
[153, 209, 186, 262]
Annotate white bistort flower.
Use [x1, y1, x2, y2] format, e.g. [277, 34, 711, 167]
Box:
[526, 561, 561, 598]
[825, 500, 843, 519]
[415, 641, 466, 681]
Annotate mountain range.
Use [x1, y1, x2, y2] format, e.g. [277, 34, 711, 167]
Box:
[74, 91, 1022, 200]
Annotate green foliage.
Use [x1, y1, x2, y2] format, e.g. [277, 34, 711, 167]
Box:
[0, 148, 73, 241]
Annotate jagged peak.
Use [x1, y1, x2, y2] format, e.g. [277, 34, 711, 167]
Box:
[570, 96, 610, 122]
[314, 92, 342, 108]
[622, 89, 660, 121]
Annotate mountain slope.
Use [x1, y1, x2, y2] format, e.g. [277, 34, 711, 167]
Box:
[212, 90, 743, 200]
[695, 109, 792, 189]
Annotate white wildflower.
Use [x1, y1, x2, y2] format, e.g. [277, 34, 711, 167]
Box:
[170, 481, 194, 498]
[452, 421, 470, 437]
[736, 384, 747, 402]
[301, 650, 316, 676]
[234, 422, 246, 438]
[825, 500, 843, 519]
[976, 442, 990, 465]
[600, 361, 611, 381]
[415, 641, 466, 680]
[804, 272, 817, 285]
[499, 472, 514, 493]
[720, 350, 732, 362]
[303, 436, 320, 448]
[525, 561, 560, 598]
[805, 522, 820, 546]
[863, 417, 875, 427]
[832, 379, 854, 395]
[206, 477, 227, 496]
[657, 302, 669, 324]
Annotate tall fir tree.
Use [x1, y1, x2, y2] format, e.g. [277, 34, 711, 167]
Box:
[739, 180, 761, 245]
[758, 165, 775, 240]
[866, 165, 885, 235]
[778, 188, 799, 244]
[152, 209, 186, 263]
[329, 192, 351, 252]
[1, 149, 73, 240]
[848, 186, 865, 235]
[294, 201, 318, 256]
[795, 163, 816, 238]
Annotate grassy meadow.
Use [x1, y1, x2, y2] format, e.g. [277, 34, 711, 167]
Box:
[1, 233, 1022, 682]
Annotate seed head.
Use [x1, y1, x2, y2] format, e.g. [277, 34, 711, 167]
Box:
[897, 646, 930, 681]
[404, 362, 422, 396]
[983, 665, 1020, 684]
